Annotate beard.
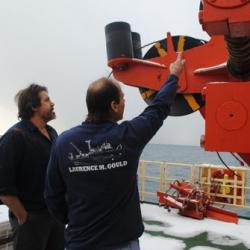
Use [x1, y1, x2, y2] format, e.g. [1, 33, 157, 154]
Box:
[43, 110, 56, 123]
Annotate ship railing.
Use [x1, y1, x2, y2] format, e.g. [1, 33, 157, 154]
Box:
[138, 160, 250, 209]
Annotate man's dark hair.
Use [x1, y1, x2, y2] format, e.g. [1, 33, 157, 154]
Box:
[86, 77, 121, 123]
[15, 84, 47, 120]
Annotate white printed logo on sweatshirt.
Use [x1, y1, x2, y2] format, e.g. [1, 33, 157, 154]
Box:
[67, 140, 125, 172]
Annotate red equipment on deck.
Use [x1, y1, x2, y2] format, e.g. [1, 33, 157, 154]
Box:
[157, 180, 238, 224]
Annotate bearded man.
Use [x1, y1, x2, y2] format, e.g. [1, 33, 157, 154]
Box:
[0, 84, 64, 250]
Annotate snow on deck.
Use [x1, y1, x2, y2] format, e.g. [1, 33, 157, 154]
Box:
[140, 203, 250, 249]
[0, 206, 8, 223]
[1, 204, 250, 249]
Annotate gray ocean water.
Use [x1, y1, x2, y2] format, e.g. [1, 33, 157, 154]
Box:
[141, 143, 241, 166]
[140, 143, 250, 218]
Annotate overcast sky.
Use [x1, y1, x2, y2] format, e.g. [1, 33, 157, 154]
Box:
[0, 0, 209, 145]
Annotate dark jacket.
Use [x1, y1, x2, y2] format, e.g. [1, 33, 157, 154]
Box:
[0, 120, 57, 211]
[45, 75, 178, 250]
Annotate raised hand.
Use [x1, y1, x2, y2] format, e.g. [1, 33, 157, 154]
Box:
[169, 52, 186, 78]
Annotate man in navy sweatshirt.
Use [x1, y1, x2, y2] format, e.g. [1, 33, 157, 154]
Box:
[45, 53, 185, 250]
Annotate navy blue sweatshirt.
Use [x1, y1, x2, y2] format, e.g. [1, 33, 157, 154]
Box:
[45, 75, 178, 250]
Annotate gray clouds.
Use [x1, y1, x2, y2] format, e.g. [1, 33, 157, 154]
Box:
[0, 0, 207, 145]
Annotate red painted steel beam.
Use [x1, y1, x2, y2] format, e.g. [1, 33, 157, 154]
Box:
[109, 35, 229, 94]
[207, 205, 238, 223]
[199, 0, 250, 37]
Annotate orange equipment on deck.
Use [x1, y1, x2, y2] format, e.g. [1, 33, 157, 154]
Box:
[105, 1, 250, 166]
[157, 180, 238, 223]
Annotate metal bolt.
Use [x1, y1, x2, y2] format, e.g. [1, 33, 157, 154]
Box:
[117, 64, 128, 71]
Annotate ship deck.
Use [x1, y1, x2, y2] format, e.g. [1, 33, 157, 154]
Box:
[1, 161, 250, 249]
[1, 204, 250, 250]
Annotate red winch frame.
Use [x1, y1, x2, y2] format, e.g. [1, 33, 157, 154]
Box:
[107, 0, 250, 165]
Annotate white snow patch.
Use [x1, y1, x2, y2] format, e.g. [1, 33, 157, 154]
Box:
[189, 247, 221, 250]
[207, 232, 241, 246]
[0, 205, 8, 223]
[141, 203, 250, 249]
[140, 233, 186, 250]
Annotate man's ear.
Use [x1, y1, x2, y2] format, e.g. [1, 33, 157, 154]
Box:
[32, 106, 38, 112]
[110, 101, 119, 113]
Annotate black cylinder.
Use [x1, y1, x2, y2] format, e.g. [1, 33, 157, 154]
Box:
[225, 36, 250, 80]
[105, 22, 133, 60]
[132, 32, 142, 59]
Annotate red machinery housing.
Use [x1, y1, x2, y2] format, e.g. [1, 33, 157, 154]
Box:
[199, 0, 250, 37]
[105, 0, 250, 165]
[157, 180, 238, 223]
